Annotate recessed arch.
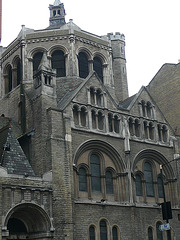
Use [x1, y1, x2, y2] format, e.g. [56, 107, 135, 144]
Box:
[73, 140, 125, 172]
[77, 47, 92, 61]
[27, 47, 47, 60]
[3, 202, 53, 235]
[132, 149, 175, 179]
[92, 52, 107, 65]
[48, 44, 69, 57]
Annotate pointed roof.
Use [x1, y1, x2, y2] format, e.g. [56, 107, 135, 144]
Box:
[38, 52, 52, 72]
[54, 0, 61, 6]
[1, 127, 35, 176]
[57, 71, 118, 110]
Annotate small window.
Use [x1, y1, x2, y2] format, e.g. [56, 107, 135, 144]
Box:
[90, 154, 101, 192]
[144, 162, 154, 197]
[135, 175, 143, 196]
[156, 222, 163, 240]
[17, 60, 21, 86]
[112, 226, 118, 240]
[73, 105, 79, 125]
[128, 118, 134, 136]
[105, 171, 113, 194]
[33, 52, 43, 72]
[144, 121, 148, 139]
[79, 167, 87, 192]
[8, 65, 13, 92]
[51, 50, 66, 77]
[98, 112, 104, 130]
[141, 100, 146, 117]
[158, 124, 162, 141]
[114, 115, 120, 134]
[80, 107, 87, 127]
[96, 89, 102, 106]
[93, 57, 103, 82]
[92, 110, 97, 129]
[148, 227, 153, 240]
[100, 220, 107, 240]
[147, 102, 152, 118]
[162, 125, 167, 142]
[89, 225, 95, 240]
[108, 114, 113, 132]
[90, 87, 95, 105]
[78, 52, 89, 78]
[149, 123, 154, 140]
[135, 119, 140, 137]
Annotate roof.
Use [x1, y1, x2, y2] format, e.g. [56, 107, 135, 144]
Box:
[54, 0, 61, 6]
[0, 119, 35, 176]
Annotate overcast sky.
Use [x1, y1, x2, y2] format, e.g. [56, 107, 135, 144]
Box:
[1, 0, 180, 96]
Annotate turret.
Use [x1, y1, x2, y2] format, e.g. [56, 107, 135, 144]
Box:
[49, 0, 66, 28]
[108, 32, 129, 102]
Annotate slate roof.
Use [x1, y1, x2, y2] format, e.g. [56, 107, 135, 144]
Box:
[119, 94, 136, 109]
[0, 120, 35, 176]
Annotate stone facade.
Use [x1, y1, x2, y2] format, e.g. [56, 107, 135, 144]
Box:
[0, 1, 179, 240]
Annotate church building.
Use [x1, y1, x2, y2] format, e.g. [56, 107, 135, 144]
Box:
[0, 1, 179, 239]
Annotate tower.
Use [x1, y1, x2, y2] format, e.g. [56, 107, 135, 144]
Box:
[49, 0, 66, 28]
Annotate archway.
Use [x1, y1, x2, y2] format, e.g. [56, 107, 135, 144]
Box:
[3, 203, 54, 240]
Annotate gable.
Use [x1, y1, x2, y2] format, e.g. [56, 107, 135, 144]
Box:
[72, 73, 118, 111]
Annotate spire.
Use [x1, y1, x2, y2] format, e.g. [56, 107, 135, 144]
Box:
[48, 1, 66, 29]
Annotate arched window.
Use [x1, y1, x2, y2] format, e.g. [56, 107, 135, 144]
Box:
[89, 225, 96, 240]
[8, 65, 13, 92]
[96, 89, 102, 106]
[51, 50, 66, 77]
[157, 176, 163, 198]
[144, 162, 154, 197]
[128, 118, 134, 136]
[105, 171, 113, 194]
[90, 87, 95, 105]
[148, 227, 153, 240]
[108, 113, 113, 132]
[156, 222, 163, 240]
[78, 52, 89, 78]
[100, 220, 107, 240]
[135, 174, 143, 196]
[90, 154, 101, 192]
[92, 110, 97, 129]
[158, 124, 162, 141]
[98, 112, 104, 130]
[114, 115, 120, 134]
[33, 52, 43, 72]
[73, 105, 79, 125]
[147, 102, 152, 118]
[144, 121, 148, 139]
[93, 57, 103, 82]
[17, 60, 21, 86]
[79, 167, 87, 192]
[80, 107, 87, 127]
[149, 123, 154, 140]
[135, 119, 140, 137]
[112, 226, 118, 240]
[162, 125, 167, 142]
[141, 100, 146, 117]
